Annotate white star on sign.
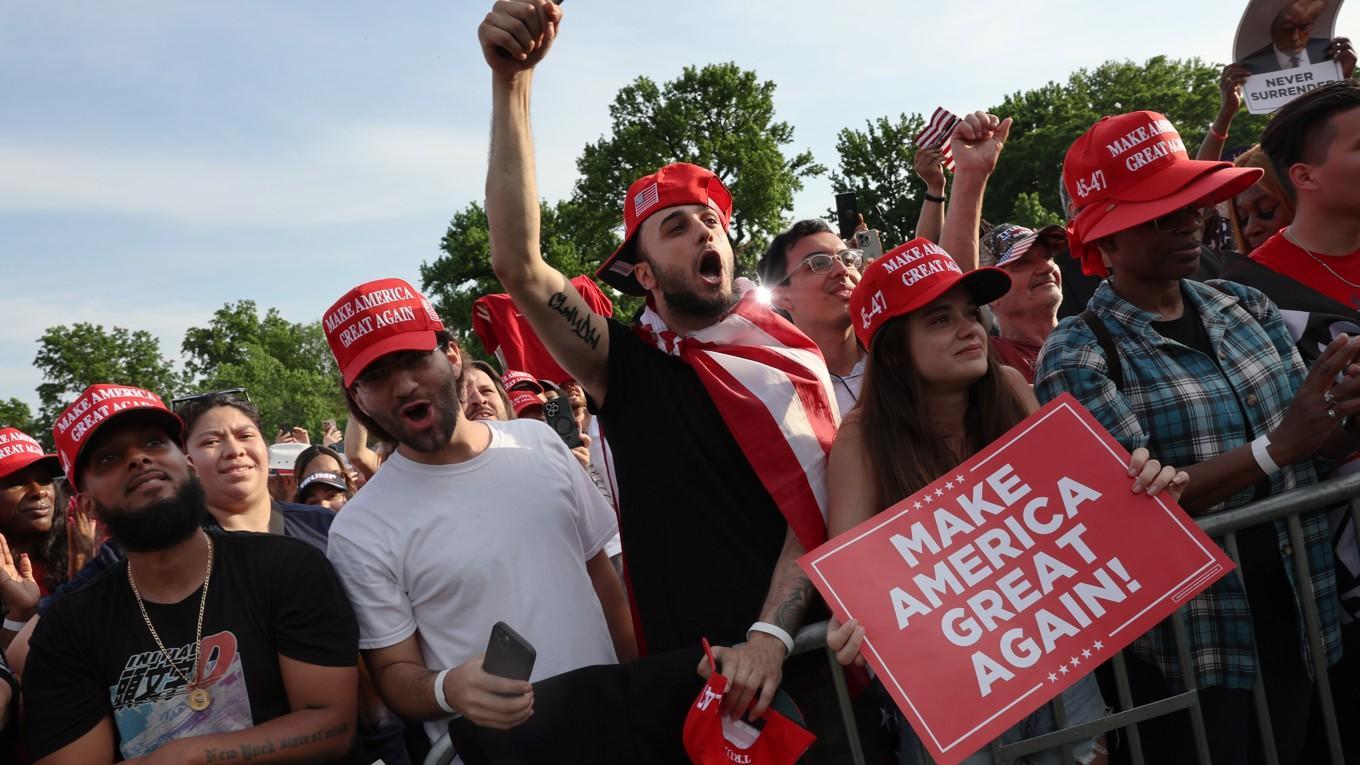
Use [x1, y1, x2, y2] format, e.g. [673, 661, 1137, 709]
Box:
[945, 480, 955, 489]
[913, 501, 922, 510]
[1047, 673, 1057, 683]
[955, 474, 964, 482]
[1082, 649, 1092, 659]
[934, 488, 944, 497]
[1093, 641, 1104, 651]
[1071, 656, 1081, 667]
[924, 495, 933, 504]
[1059, 665, 1069, 675]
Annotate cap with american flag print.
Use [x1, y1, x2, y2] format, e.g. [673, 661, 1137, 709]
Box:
[595, 163, 733, 297]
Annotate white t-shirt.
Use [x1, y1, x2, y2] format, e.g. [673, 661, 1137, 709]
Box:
[326, 419, 619, 742]
[831, 356, 866, 417]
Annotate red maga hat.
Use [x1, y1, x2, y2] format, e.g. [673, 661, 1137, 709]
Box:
[506, 388, 545, 417]
[51, 384, 183, 490]
[1063, 111, 1262, 277]
[0, 427, 61, 482]
[596, 163, 733, 297]
[324, 278, 447, 388]
[500, 370, 544, 394]
[849, 238, 1011, 349]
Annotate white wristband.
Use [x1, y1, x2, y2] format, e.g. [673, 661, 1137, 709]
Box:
[747, 621, 795, 656]
[1251, 435, 1282, 476]
[3, 617, 28, 632]
[433, 668, 457, 715]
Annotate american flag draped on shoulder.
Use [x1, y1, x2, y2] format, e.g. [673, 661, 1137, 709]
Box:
[914, 106, 961, 172]
[634, 292, 838, 551]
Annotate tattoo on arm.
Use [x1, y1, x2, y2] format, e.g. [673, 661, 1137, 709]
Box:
[548, 292, 601, 350]
[199, 723, 350, 762]
[772, 574, 814, 634]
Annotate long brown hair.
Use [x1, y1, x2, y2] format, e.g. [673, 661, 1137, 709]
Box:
[859, 316, 1029, 511]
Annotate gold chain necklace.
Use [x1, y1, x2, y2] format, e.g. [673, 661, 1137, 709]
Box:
[127, 530, 214, 712]
[1285, 227, 1360, 289]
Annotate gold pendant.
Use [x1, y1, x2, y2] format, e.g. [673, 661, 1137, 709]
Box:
[186, 687, 212, 712]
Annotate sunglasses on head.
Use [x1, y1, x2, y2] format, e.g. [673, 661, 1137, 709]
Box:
[170, 388, 250, 409]
[776, 249, 863, 286]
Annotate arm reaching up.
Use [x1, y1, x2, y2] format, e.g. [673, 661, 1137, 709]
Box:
[940, 111, 1010, 272]
[481, 1, 611, 405]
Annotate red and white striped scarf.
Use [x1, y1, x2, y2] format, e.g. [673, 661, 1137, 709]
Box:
[635, 292, 838, 551]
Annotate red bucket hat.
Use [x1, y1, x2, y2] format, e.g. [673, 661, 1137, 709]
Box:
[1063, 111, 1262, 277]
[596, 163, 733, 297]
[848, 238, 1011, 349]
[324, 278, 447, 388]
[0, 427, 61, 483]
[683, 640, 816, 765]
[51, 384, 183, 490]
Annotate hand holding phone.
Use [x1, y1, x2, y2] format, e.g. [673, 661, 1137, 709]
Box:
[543, 400, 584, 448]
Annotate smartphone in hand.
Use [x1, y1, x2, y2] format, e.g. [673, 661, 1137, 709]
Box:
[483, 622, 536, 687]
[543, 400, 584, 449]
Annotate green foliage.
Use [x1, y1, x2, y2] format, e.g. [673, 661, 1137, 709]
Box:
[0, 398, 38, 435]
[33, 323, 182, 440]
[180, 301, 346, 435]
[1007, 192, 1065, 230]
[571, 62, 824, 278]
[829, 113, 928, 248]
[419, 200, 600, 363]
[984, 56, 1269, 223]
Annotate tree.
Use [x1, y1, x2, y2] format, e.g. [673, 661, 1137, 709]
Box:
[181, 302, 346, 435]
[828, 113, 928, 248]
[33, 323, 181, 440]
[1008, 191, 1065, 230]
[0, 398, 37, 434]
[572, 63, 824, 277]
[983, 56, 1270, 223]
[420, 199, 599, 360]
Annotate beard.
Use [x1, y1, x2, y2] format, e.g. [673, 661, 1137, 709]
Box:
[370, 366, 465, 454]
[94, 476, 207, 553]
[651, 261, 735, 321]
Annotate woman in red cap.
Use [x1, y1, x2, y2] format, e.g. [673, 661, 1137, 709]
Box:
[824, 238, 1186, 763]
[1037, 110, 1360, 764]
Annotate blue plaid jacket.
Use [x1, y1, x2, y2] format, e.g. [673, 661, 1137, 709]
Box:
[1034, 279, 1342, 691]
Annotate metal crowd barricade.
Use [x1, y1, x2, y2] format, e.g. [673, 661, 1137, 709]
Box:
[793, 471, 1360, 765]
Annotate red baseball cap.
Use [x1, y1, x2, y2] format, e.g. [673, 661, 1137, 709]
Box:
[0, 427, 61, 482]
[596, 163, 733, 297]
[51, 384, 184, 490]
[1063, 111, 1262, 277]
[500, 370, 543, 393]
[324, 278, 447, 388]
[848, 238, 1012, 348]
[683, 641, 816, 765]
[507, 388, 545, 417]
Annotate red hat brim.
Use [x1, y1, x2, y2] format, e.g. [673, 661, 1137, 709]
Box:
[1071, 163, 1263, 277]
[597, 236, 648, 297]
[340, 330, 439, 388]
[0, 453, 61, 482]
[858, 267, 1013, 348]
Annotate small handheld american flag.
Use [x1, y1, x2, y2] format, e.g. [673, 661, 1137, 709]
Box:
[914, 106, 961, 172]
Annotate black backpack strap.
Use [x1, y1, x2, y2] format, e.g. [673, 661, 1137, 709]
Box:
[1080, 309, 1124, 391]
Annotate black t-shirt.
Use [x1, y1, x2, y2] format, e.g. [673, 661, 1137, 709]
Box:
[591, 319, 788, 653]
[24, 530, 358, 762]
[1150, 299, 1214, 356]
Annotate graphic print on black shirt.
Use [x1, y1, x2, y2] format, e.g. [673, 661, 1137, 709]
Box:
[112, 630, 254, 758]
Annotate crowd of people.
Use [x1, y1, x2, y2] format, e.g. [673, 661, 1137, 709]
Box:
[2, 0, 1359, 763]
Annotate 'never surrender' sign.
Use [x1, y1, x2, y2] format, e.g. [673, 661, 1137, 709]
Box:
[799, 394, 1233, 765]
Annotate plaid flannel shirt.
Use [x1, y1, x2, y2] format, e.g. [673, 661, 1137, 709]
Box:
[1034, 279, 1342, 691]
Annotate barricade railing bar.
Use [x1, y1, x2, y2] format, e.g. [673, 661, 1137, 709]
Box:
[793, 471, 1360, 765]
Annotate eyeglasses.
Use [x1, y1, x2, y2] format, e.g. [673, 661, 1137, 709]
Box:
[353, 343, 449, 391]
[170, 388, 250, 409]
[777, 249, 863, 285]
[1149, 204, 1205, 232]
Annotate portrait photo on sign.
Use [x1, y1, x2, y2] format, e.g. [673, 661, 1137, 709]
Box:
[1234, 0, 1343, 74]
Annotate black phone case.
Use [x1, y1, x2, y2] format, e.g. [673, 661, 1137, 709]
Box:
[835, 191, 859, 240]
[483, 621, 536, 681]
[543, 400, 585, 449]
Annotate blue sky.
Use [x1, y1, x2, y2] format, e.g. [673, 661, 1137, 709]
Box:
[3, 1, 1352, 409]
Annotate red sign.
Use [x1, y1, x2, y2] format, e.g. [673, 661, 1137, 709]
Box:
[799, 394, 1233, 765]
